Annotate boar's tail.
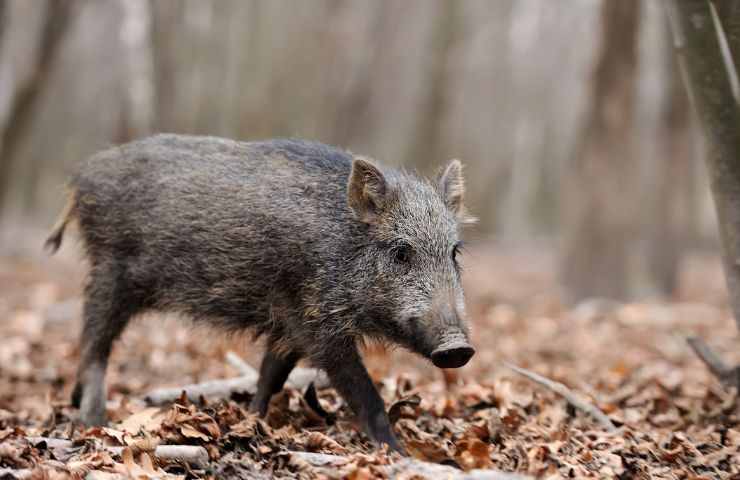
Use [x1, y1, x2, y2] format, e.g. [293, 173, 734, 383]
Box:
[44, 189, 77, 254]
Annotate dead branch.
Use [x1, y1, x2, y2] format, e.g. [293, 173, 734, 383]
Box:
[288, 451, 531, 479]
[286, 367, 330, 390]
[0, 1, 78, 208]
[225, 351, 258, 378]
[687, 337, 740, 388]
[288, 451, 349, 467]
[505, 362, 617, 432]
[143, 366, 329, 405]
[143, 375, 258, 404]
[109, 445, 208, 467]
[26, 437, 209, 467]
[226, 351, 330, 389]
[0, 468, 33, 479]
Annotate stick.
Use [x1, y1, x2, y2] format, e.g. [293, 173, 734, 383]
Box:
[26, 438, 209, 467]
[288, 451, 349, 467]
[143, 367, 330, 405]
[224, 351, 329, 388]
[504, 363, 616, 432]
[288, 451, 530, 479]
[143, 376, 258, 404]
[0, 468, 33, 479]
[687, 336, 740, 388]
[225, 351, 258, 378]
[287, 367, 330, 390]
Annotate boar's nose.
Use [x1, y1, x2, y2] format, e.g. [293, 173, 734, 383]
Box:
[431, 342, 475, 369]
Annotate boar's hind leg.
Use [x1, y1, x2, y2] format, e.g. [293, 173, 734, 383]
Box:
[250, 350, 300, 416]
[71, 264, 139, 426]
[319, 342, 405, 454]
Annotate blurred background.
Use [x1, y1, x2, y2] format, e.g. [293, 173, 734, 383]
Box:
[0, 0, 723, 303]
[3, 4, 739, 475]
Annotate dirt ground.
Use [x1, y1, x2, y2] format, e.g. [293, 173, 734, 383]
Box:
[1, 242, 739, 479]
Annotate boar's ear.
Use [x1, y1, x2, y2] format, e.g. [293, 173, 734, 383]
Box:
[437, 159, 476, 224]
[348, 156, 387, 223]
[437, 159, 465, 215]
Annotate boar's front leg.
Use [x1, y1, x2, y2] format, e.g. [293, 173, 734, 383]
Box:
[319, 341, 405, 454]
[250, 350, 300, 416]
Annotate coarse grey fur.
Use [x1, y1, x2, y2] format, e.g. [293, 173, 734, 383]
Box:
[48, 134, 475, 453]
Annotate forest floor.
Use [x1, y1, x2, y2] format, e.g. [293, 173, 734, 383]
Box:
[0, 243, 739, 479]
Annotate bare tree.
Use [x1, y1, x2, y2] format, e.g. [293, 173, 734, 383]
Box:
[0, 1, 75, 212]
[116, 0, 155, 142]
[668, 0, 740, 386]
[643, 43, 693, 297]
[405, 1, 462, 172]
[560, 0, 641, 301]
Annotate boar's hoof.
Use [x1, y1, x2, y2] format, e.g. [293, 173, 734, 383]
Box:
[431, 344, 475, 369]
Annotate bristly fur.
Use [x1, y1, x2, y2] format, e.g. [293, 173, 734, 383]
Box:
[58, 135, 473, 446]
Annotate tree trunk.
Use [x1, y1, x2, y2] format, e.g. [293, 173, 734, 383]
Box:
[669, 0, 740, 330]
[405, 1, 461, 173]
[0, 0, 75, 213]
[715, 0, 740, 73]
[643, 40, 693, 297]
[560, 0, 641, 302]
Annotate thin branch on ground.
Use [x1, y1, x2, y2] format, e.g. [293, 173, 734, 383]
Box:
[687, 336, 740, 389]
[143, 366, 330, 405]
[288, 451, 531, 479]
[143, 376, 258, 404]
[26, 437, 209, 467]
[0, 468, 32, 479]
[224, 351, 259, 378]
[504, 362, 617, 432]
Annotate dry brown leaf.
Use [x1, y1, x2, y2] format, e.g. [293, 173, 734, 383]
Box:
[180, 424, 209, 441]
[304, 431, 347, 454]
[117, 407, 165, 435]
[455, 438, 493, 470]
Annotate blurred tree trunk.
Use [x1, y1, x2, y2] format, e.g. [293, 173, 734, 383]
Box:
[669, 0, 740, 330]
[405, 1, 461, 172]
[0, 0, 74, 213]
[116, 0, 155, 143]
[560, 0, 640, 301]
[643, 50, 693, 297]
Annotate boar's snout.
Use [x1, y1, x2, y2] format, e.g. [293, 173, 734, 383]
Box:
[431, 341, 475, 368]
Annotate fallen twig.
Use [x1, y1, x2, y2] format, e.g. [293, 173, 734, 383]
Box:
[225, 351, 258, 378]
[143, 364, 329, 405]
[143, 375, 258, 404]
[0, 468, 33, 479]
[286, 367, 331, 390]
[288, 451, 530, 479]
[26, 437, 209, 467]
[687, 336, 740, 389]
[225, 351, 330, 389]
[505, 362, 616, 432]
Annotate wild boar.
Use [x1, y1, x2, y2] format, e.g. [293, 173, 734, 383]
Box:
[47, 135, 475, 452]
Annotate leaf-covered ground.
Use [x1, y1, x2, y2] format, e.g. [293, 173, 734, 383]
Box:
[0, 245, 739, 479]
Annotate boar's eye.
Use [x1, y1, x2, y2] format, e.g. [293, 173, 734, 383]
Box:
[392, 243, 414, 264]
